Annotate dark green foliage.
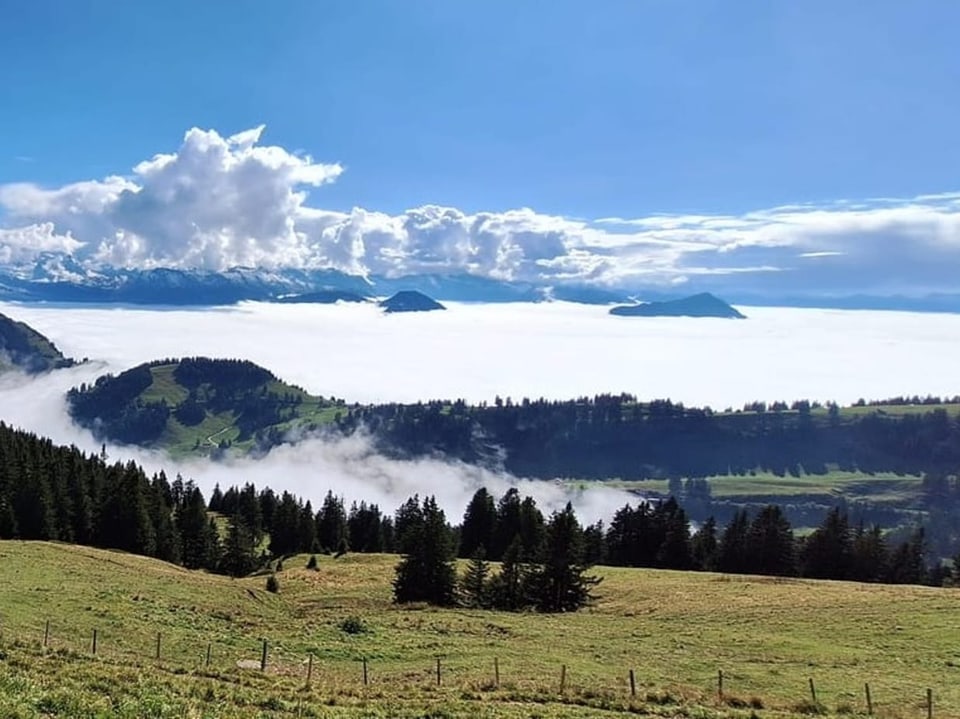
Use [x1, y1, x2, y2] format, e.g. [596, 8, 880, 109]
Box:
[393, 496, 457, 606]
[746, 506, 795, 576]
[487, 537, 532, 611]
[690, 516, 719, 571]
[717, 509, 751, 574]
[306, 554, 318, 570]
[459, 546, 492, 608]
[801, 508, 852, 579]
[221, 515, 258, 578]
[339, 616, 368, 634]
[265, 574, 279, 593]
[316, 491, 348, 553]
[459, 488, 497, 559]
[528, 503, 601, 613]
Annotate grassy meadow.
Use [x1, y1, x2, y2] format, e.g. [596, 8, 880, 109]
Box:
[1, 541, 958, 718]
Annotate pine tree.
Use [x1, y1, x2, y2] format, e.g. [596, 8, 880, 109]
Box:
[459, 546, 491, 608]
[717, 509, 750, 574]
[459, 488, 497, 558]
[690, 516, 718, 570]
[746, 505, 795, 576]
[529, 503, 601, 613]
[488, 536, 531, 610]
[221, 514, 257, 577]
[800, 508, 851, 579]
[393, 496, 456, 605]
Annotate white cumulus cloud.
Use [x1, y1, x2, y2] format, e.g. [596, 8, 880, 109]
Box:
[1, 125, 959, 297]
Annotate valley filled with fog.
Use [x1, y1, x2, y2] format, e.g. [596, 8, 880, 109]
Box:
[2, 300, 958, 520]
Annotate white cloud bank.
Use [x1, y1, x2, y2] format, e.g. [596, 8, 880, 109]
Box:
[2, 126, 960, 297]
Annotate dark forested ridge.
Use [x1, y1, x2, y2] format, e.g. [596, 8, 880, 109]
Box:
[66, 357, 334, 449]
[343, 394, 960, 479]
[67, 359, 960, 486]
[0, 312, 75, 373]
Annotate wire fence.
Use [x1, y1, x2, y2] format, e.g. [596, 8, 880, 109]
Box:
[0, 617, 944, 718]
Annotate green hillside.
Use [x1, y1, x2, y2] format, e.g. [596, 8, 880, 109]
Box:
[67, 357, 343, 456]
[1, 541, 958, 718]
[0, 311, 75, 374]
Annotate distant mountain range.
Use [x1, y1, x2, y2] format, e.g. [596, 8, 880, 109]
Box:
[1, 253, 959, 312]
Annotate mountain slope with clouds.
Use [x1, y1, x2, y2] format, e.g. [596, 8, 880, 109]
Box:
[2, 126, 959, 308]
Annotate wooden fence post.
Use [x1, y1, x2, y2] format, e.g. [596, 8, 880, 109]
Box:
[494, 657, 500, 688]
[927, 688, 933, 719]
[43, 620, 49, 648]
[864, 682, 873, 715]
[718, 669, 724, 701]
[306, 654, 313, 686]
[559, 664, 566, 694]
[629, 669, 636, 697]
[362, 657, 368, 685]
[205, 643, 212, 667]
[436, 656, 441, 686]
[809, 677, 817, 706]
[155, 632, 162, 660]
[260, 639, 268, 672]
[91, 629, 98, 655]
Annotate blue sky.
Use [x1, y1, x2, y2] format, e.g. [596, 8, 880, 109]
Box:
[1, 1, 959, 297]
[4, 0, 959, 216]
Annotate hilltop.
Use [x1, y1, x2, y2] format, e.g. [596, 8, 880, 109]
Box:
[610, 293, 746, 318]
[66, 357, 342, 455]
[379, 290, 446, 313]
[0, 311, 75, 373]
[1, 540, 958, 718]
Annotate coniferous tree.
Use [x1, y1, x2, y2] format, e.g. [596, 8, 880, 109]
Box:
[316, 491, 348, 552]
[582, 520, 606, 566]
[459, 546, 492, 608]
[492, 488, 522, 560]
[851, 522, 888, 582]
[801, 508, 851, 579]
[177, 486, 213, 569]
[459, 488, 497, 558]
[528, 503, 601, 613]
[488, 536, 531, 610]
[221, 514, 258, 577]
[656, 498, 692, 569]
[717, 509, 750, 574]
[393, 496, 456, 605]
[747, 505, 795, 576]
[690, 516, 719, 570]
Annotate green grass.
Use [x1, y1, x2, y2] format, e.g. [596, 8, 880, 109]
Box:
[0, 541, 957, 718]
[584, 470, 924, 504]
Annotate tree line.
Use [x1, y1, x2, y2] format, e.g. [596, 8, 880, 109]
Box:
[336, 394, 960, 480]
[1, 421, 955, 604]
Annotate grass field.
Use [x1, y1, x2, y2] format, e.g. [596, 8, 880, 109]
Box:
[599, 470, 924, 503]
[1, 541, 957, 718]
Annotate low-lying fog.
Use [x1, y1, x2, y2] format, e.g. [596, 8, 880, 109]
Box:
[2, 300, 958, 521]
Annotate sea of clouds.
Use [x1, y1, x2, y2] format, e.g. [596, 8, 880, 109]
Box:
[2, 301, 958, 521]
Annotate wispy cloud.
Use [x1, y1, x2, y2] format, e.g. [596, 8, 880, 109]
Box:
[1, 125, 958, 297]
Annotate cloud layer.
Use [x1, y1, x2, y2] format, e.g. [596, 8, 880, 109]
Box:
[3, 301, 958, 522]
[2, 126, 959, 296]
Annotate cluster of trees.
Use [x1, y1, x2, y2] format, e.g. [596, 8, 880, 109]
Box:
[1, 420, 955, 601]
[335, 394, 960, 479]
[393, 495, 600, 613]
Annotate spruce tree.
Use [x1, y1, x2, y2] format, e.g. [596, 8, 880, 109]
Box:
[459, 488, 497, 558]
[221, 514, 257, 577]
[488, 536, 531, 610]
[529, 503, 601, 613]
[393, 496, 456, 605]
[459, 546, 491, 608]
